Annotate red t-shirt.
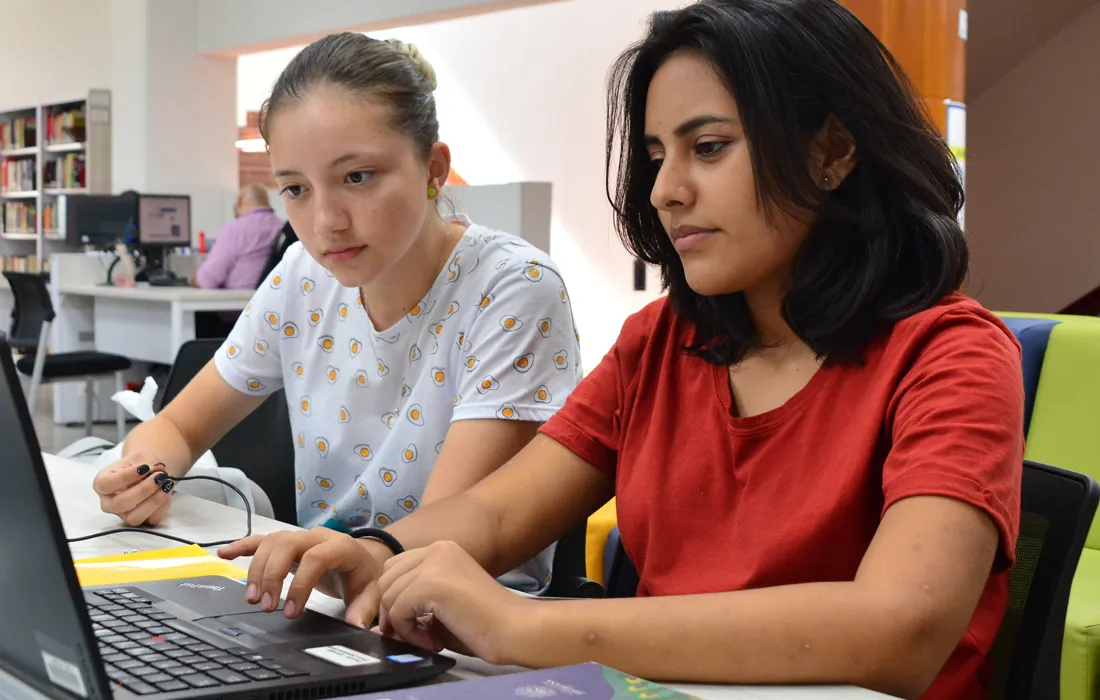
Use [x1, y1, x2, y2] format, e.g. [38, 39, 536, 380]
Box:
[540, 293, 1023, 699]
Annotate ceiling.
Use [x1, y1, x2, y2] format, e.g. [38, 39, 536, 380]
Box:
[968, 0, 1099, 99]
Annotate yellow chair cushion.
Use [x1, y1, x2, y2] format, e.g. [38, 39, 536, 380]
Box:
[586, 498, 618, 585]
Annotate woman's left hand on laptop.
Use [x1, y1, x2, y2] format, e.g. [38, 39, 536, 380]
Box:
[375, 540, 536, 664]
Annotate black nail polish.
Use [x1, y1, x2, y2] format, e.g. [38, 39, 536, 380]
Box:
[153, 472, 167, 485]
[136, 464, 150, 476]
[161, 479, 175, 493]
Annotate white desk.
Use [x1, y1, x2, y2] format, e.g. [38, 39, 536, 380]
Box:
[46, 252, 256, 425]
[0, 454, 893, 700]
[58, 283, 253, 366]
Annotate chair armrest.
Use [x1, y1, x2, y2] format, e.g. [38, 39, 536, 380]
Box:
[1063, 547, 1100, 700]
[546, 575, 605, 599]
[585, 499, 618, 585]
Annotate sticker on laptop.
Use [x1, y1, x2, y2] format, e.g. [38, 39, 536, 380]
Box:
[386, 654, 424, 664]
[41, 650, 87, 698]
[303, 645, 381, 667]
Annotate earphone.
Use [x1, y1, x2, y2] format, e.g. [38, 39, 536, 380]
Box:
[67, 473, 253, 548]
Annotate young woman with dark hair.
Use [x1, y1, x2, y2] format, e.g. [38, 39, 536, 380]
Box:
[220, 2, 1022, 696]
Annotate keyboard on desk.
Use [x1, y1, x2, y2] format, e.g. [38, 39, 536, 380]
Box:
[146, 277, 191, 287]
[87, 587, 309, 695]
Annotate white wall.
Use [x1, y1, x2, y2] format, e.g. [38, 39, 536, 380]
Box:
[967, 0, 1100, 312]
[140, 1, 238, 243]
[237, 0, 678, 364]
[238, 46, 303, 126]
[108, 0, 149, 193]
[0, 0, 113, 262]
[1, 0, 237, 243]
[198, 0, 561, 55]
[0, 0, 112, 110]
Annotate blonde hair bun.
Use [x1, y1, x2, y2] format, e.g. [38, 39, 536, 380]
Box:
[385, 39, 438, 92]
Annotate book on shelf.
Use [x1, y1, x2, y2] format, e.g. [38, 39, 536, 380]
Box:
[43, 153, 85, 189]
[1, 157, 36, 192]
[44, 105, 86, 145]
[43, 200, 59, 232]
[0, 255, 44, 273]
[0, 117, 36, 151]
[1, 201, 36, 234]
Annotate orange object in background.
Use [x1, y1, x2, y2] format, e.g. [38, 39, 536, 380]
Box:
[839, 0, 967, 136]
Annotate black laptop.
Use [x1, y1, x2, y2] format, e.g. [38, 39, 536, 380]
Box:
[0, 337, 455, 699]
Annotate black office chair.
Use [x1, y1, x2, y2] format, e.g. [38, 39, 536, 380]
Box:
[156, 338, 298, 525]
[546, 524, 604, 598]
[602, 460, 1099, 698]
[988, 460, 1098, 699]
[604, 529, 640, 599]
[194, 222, 295, 340]
[257, 220, 297, 287]
[4, 271, 131, 441]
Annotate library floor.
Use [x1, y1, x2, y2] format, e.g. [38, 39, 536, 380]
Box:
[32, 384, 123, 455]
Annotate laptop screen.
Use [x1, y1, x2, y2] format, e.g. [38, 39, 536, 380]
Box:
[0, 339, 109, 699]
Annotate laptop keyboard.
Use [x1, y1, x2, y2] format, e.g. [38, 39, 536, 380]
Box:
[86, 587, 309, 695]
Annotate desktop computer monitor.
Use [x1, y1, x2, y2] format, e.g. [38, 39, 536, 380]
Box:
[64, 195, 137, 249]
[137, 194, 190, 247]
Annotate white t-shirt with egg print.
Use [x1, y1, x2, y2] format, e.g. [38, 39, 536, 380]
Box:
[214, 219, 583, 592]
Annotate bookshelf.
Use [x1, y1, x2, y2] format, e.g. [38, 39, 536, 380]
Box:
[0, 90, 111, 266]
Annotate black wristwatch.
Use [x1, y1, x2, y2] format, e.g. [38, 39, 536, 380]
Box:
[349, 527, 405, 557]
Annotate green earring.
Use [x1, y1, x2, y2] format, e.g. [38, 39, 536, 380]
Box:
[427, 186, 438, 199]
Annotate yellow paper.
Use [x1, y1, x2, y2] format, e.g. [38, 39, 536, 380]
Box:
[74, 545, 248, 587]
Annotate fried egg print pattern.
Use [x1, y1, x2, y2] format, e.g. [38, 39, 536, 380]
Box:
[215, 229, 582, 534]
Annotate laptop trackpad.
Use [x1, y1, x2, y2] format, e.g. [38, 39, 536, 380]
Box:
[133, 578, 275, 619]
[194, 611, 362, 648]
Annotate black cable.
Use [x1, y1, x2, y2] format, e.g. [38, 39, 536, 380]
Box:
[67, 473, 253, 548]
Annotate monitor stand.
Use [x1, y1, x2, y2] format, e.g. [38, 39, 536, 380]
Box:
[103, 245, 178, 285]
[135, 246, 166, 282]
[134, 246, 184, 284]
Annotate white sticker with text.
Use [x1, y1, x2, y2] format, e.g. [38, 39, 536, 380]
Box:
[303, 645, 381, 667]
[41, 651, 87, 698]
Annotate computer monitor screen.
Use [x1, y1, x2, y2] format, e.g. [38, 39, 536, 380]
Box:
[65, 194, 136, 248]
[137, 195, 190, 246]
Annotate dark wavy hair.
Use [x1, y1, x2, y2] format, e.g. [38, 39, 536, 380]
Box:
[606, 0, 967, 364]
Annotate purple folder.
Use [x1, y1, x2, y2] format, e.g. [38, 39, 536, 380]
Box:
[340, 662, 701, 699]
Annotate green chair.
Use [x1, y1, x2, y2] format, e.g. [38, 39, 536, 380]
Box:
[1004, 314, 1100, 699]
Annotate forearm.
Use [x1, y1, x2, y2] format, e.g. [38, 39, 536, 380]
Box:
[380, 436, 610, 575]
[122, 415, 197, 478]
[420, 420, 538, 506]
[516, 583, 945, 699]
[382, 491, 517, 574]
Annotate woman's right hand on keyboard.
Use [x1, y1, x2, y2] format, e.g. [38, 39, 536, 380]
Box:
[92, 451, 176, 527]
[217, 528, 391, 628]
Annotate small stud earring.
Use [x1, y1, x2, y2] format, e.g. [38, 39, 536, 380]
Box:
[823, 175, 831, 189]
[427, 186, 438, 199]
